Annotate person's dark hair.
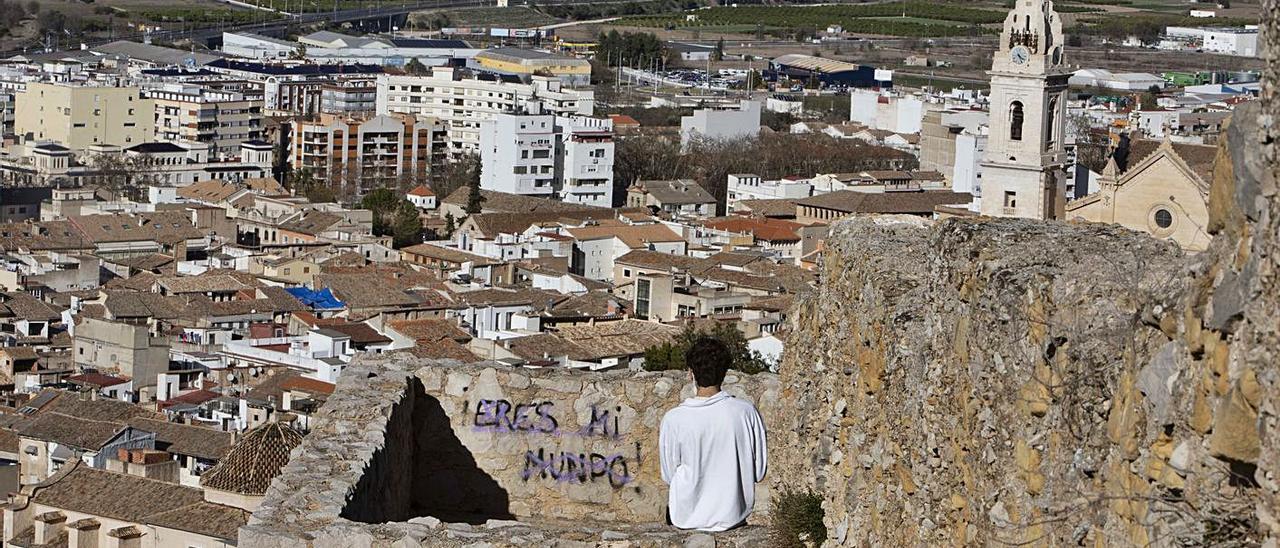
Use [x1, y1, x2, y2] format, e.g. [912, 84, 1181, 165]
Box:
[686, 337, 731, 388]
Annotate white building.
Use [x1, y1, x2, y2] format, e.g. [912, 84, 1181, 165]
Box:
[1165, 26, 1260, 57]
[224, 31, 480, 66]
[726, 174, 814, 205]
[478, 110, 615, 208]
[480, 112, 557, 198]
[1069, 69, 1167, 91]
[952, 132, 987, 212]
[376, 67, 594, 155]
[679, 100, 761, 149]
[850, 89, 924, 134]
[222, 32, 296, 60]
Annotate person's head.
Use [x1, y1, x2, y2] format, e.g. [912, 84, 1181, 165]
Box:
[685, 336, 731, 388]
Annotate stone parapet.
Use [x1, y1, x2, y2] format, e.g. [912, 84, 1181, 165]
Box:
[241, 355, 778, 547]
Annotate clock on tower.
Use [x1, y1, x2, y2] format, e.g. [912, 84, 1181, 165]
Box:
[980, 0, 1071, 220]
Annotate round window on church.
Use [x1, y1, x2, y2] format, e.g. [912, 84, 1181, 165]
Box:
[1154, 208, 1174, 229]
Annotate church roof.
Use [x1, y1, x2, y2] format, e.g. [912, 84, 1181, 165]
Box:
[1124, 140, 1218, 184]
[200, 422, 304, 496]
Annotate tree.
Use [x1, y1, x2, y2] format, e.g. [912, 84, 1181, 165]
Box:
[89, 153, 153, 202]
[643, 323, 768, 374]
[390, 200, 425, 247]
[443, 212, 457, 239]
[289, 168, 336, 203]
[404, 57, 430, 75]
[464, 164, 486, 214]
[713, 38, 724, 61]
[431, 153, 479, 198]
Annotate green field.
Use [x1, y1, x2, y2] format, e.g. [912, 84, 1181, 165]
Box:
[623, 2, 1006, 37]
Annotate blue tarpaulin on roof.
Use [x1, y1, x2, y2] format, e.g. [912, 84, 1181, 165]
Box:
[285, 287, 345, 309]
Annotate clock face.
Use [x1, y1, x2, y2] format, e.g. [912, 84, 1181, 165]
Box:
[1010, 46, 1031, 65]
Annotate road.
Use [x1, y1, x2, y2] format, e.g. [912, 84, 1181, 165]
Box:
[25, 0, 624, 56]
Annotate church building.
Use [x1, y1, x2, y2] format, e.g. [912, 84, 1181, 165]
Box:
[1066, 139, 1218, 251]
[980, 0, 1071, 220]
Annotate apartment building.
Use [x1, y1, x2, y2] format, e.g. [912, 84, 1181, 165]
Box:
[478, 111, 615, 207]
[14, 82, 155, 151]
[143, 83, 264, 157]
[376, 67, 594, 155]
[290, 113, 447, 197]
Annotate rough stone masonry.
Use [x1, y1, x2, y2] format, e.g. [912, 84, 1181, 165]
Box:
[772, 19, 1280, 545]
[240, 355, 778, 547]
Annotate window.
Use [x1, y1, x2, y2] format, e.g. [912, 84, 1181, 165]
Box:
[635, 278, 651, 320]
[623, 269, 631, 278]
[1009, 101, 1024, 141]
[1004, 191, 1017, 209]
[1153, 208, 1174, 229]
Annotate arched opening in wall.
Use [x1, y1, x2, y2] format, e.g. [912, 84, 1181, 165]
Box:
[1046, 97, 1058, 149]
[1010, 101, 1025, 141]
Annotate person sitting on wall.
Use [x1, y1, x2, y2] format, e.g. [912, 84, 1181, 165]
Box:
[659, 337, 769, 532]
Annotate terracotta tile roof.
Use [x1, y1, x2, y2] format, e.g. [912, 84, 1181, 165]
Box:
[1125, 139, 1218, 184]
[700, 217, 804, 242]
[316, 272, 420, 309]
[630, 180, 716, 206]
[504, 333, 590, 361]
[143, 500, 249, 541]
[733, 199, 799, 218]
[68, 212, 202, 245]
[387, 318, 472, 344]
[157, 274, 252, 295]
[127, 417, 234, 460]
[454, 287, 564, 309]
[201, 422, 304, 496]
[104, 253, 175, 273]
[467, 210, 615, 239]
[400, 243, 499, 266]
[545, 292, 627, 319]
[66, 373, 128, 388]
[16, 412, 127, 450]
[614, 250, 704, 272]
[0, 220, 89, 252]
[565, 224, 685, 248]
[102, 291, 189, 319]
[554, 319, 683, 360]
[279, 211, 344, 236]
[442, 188, 606, 214]
[32, 465, 207, 523]
[795, 190, 972, 215]
[176, 179, 243, 203]
[322, 322, 391, 345]
[279, 376, 336, 395]
[407, 185, 435, 197]
[0, 292, 63, 321]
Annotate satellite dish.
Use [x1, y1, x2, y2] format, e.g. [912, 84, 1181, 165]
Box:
[184, 56, 196, 68]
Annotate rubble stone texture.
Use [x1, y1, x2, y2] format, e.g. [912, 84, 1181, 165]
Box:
[243, 6, 1280, 545]
[240, 356, 777, 547]
[773, 18, 1280, 544]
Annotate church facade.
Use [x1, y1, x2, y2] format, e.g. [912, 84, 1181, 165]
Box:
[980, 0, 1071, 220]
[1066, 140, 1217, 251]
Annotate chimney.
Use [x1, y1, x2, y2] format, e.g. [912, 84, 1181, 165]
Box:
[33, 511, 66, 545]
[67, 518, 101, 548]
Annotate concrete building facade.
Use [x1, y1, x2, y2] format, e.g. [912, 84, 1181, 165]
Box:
[15, 82, 155, 152]
[375, 68, 594, 156]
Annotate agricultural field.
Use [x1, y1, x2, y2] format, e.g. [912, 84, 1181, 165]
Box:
[622, 2, 1008, 38]
[408, 7, 561, 30]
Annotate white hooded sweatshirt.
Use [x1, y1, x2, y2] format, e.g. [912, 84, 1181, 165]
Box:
[659, 391, 768, 532]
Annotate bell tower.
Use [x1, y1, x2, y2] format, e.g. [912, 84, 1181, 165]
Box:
[980, 0, 1070, 220]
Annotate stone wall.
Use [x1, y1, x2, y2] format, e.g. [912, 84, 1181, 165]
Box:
[241, 355, 778, 547]
[773, 92, 1280, 545]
